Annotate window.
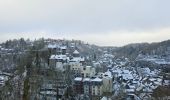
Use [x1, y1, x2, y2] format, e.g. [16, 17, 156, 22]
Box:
[82, 73, 84, 77]
[98, 90, 100, 95]
[93, 90, 95, 95]
[86, 73, 89, 77]
[93, 92, 95, 95]
[83, 67, 86, 70]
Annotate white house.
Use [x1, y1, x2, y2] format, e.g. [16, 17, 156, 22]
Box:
[81, 66, 96, 78]
[91, 77, 103, 96]
[49, 54, 68, 71]
[69, 50, 85, 76]
[102, 71, 113, 93]
[83, 78, 91, 95]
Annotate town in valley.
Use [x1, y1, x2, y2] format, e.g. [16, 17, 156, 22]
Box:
[0, 38, 169, 100]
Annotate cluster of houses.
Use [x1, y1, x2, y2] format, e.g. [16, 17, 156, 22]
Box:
[73, 71, 113, 99]
[47, 42, 170, 100]
[47, 43, 113, 99]
[0, 39, 169, 100]
[0, 46, 15, 88]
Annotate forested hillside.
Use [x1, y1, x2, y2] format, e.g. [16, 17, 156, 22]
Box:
[113, 39, 170, 60]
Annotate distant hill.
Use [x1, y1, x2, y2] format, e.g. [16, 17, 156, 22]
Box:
[113, 39, 170, 60]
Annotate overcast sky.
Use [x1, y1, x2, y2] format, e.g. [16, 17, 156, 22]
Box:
[0, 0, 170, 46]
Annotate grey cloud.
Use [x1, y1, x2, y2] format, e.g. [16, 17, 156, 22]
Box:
[0, 0, 170, 33]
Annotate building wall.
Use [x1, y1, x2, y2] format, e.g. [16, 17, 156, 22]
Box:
[56, 62, 63, 70]
[102, 77, 113, 93]
[70, 62, 82, 76]
[81, 66, 96, 78]
[84, 85, 90, 95]
[74, 81, 83, 94]
[70, 62, 82, 70]
[91, 85, 103, 96]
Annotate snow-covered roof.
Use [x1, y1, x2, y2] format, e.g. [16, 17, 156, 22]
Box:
[142, 68, 150, 73]
[70, 57, 85, 62]
[122, 73, 133, 80]
[0, 76, 4, 80]
[122, 70, 130, 74]
[50, 55, 56, 59]
[73, 50, 79, 54]
[164, 80, 170, 86]
[132, 80, 138, 84]
[149, 78, 156, 81]
[129, 85, 136, 89]
[101, 97, 112, 100]
[40, 90, 57, 95]
[104, 70, 112, 78]
[48, 44, 67, 50]
[143, 87, 153, 92]
[83, 78, 90, 82]
[48, 44, 57, 49]
[150, 85, 158, 90]
[50, 55, 67, 60]
[155, 60, 170, 64]
[112, 68, 122, 74]
[55, 55, 67, 60]
[71, 45, 74, 48]
[60, 46, 67, 49]
[91, 77, 102, 82]
[126, 89, 135, 93]
[104, 54, 114, 58]
[86, 66, 92, 68]
[157, 78, 162, 82]
[74, 77, 82, 81]
[153, 81, 161, 85]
